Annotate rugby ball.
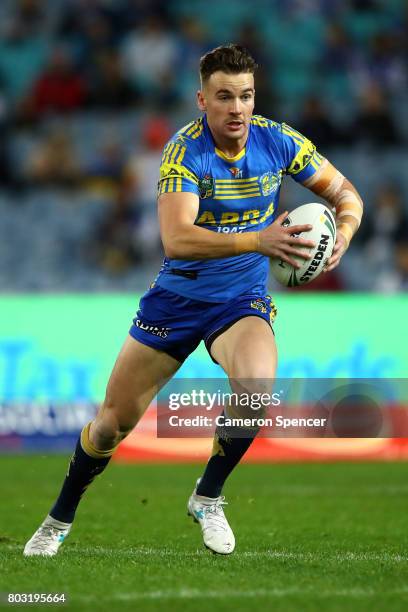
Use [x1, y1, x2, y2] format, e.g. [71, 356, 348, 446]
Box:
[270, 203, 336, 287]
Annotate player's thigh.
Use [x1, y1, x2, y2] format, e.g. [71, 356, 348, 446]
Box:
[210, 316, 277, 381]
[96, 335, 181, 433]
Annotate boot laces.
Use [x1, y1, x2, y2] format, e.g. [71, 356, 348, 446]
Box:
[202, 497, 228, 533]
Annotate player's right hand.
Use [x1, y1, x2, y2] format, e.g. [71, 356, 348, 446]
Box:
[258, 211, 316, 268]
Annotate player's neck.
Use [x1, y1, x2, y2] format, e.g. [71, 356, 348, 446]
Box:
[214, 136, 248, 158]
[208, 124, 249, 159]
[215, 139, 246, 159]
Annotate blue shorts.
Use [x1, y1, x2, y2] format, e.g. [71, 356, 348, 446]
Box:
[129, 285, 277, 363]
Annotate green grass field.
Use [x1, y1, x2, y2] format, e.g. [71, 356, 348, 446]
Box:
[1, 456, 408, 611]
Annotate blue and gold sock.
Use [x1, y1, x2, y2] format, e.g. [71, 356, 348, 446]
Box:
[49, 422, 117, 524]
[196, 413, 258, 498]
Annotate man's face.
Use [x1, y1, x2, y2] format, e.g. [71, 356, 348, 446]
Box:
[197, 71, 255, 145]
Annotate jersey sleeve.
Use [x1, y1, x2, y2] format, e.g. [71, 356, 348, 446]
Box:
[279, 123, 324, 183]
[157, 137, 200, 197]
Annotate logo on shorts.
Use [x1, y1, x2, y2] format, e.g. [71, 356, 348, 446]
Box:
[260, 171, 280, 196]
[198, 175, 215, 199]
[250, 298, 267, 314]
[135, 320, 171, 338]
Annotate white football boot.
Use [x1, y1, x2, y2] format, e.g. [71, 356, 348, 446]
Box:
[187, 479, 235, 554]
[23, 515, 71, 557]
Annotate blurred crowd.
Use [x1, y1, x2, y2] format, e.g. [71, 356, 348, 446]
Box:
[0, 0, 407, 291]
[1, 0, 407, 135]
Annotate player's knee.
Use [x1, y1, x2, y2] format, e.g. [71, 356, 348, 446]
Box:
[227, 378, 272, 421]
[229, 374, 274, 395]
[91, 403, 136, 449]
[226, 345, 276, 380]
[90, 418, 134, 449]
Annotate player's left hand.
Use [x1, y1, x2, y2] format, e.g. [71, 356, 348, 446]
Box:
[323, 232, 348, 273]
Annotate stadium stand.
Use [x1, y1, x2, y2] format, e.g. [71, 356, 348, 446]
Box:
[0, 0, 407, 292]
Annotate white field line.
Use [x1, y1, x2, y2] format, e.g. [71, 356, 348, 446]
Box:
[71, 586, 408, 602]
[5, 545, 408, 563]
[260, 484, 408, 495]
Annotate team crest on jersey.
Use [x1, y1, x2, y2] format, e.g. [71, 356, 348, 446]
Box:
[229, 167, 243, 179]
[198, 175, 215, 199]
[250, 298, 267, 314]
[260, 171, 280, 196]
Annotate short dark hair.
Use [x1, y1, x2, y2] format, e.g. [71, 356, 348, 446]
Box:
[199, 44, 258, 83]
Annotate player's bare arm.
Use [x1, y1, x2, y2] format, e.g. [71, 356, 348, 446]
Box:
[159, 191, 315, 267]
[302, 159, 364, 272]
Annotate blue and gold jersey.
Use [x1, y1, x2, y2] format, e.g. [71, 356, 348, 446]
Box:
[155, 114, 323, 302]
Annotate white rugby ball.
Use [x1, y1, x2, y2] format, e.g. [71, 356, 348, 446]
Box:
[270, 203, 336, 287]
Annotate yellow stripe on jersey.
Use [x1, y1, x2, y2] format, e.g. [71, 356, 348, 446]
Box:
[214, 193, 260, 200]
[250, 115, 278, 128]
[186, 118, 203, 139]
[216, 177, 258, 184]
[161, 143, 188, 166]
[282, 123, 307, 147]
[216, 185, 259, 191]
[214, 176, 261, 197]
[178, 121, 196, 135]
[191, 125, 204, 139]
[187, 125, 200, 138]
[158, 179, 168, 194]
[170, 144, 179, 163]
[282, 124, 306, 147]
[309, 150, 324, 171]
[161, 143, 171, 163]
[176, 145, 186, 164]
[162, 143, 175, 164]
[216, 186, 260, 191]
[216, 185, 260, 192]
[251, 117, 269, 127]
[186, 123, 198, 136]
[168, 144, 179, 164]
[251, 117, 267, 127]
[216, 192, 260, 197]
[158, 175, 197, 194]
[282, 123, 307, 141]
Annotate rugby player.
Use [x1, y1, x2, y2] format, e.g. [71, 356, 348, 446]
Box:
[24, 44, 363, 556]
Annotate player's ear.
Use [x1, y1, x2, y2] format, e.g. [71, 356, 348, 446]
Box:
[197, 90, 206, 112]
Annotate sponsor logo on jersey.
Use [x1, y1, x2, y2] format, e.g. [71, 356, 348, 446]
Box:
[229, 167, 243, 178]
[135, 320, 171, 338]
[260, 171, 280, 196]
[250, 298, 268, 314]
[198, 175, 215, 199]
